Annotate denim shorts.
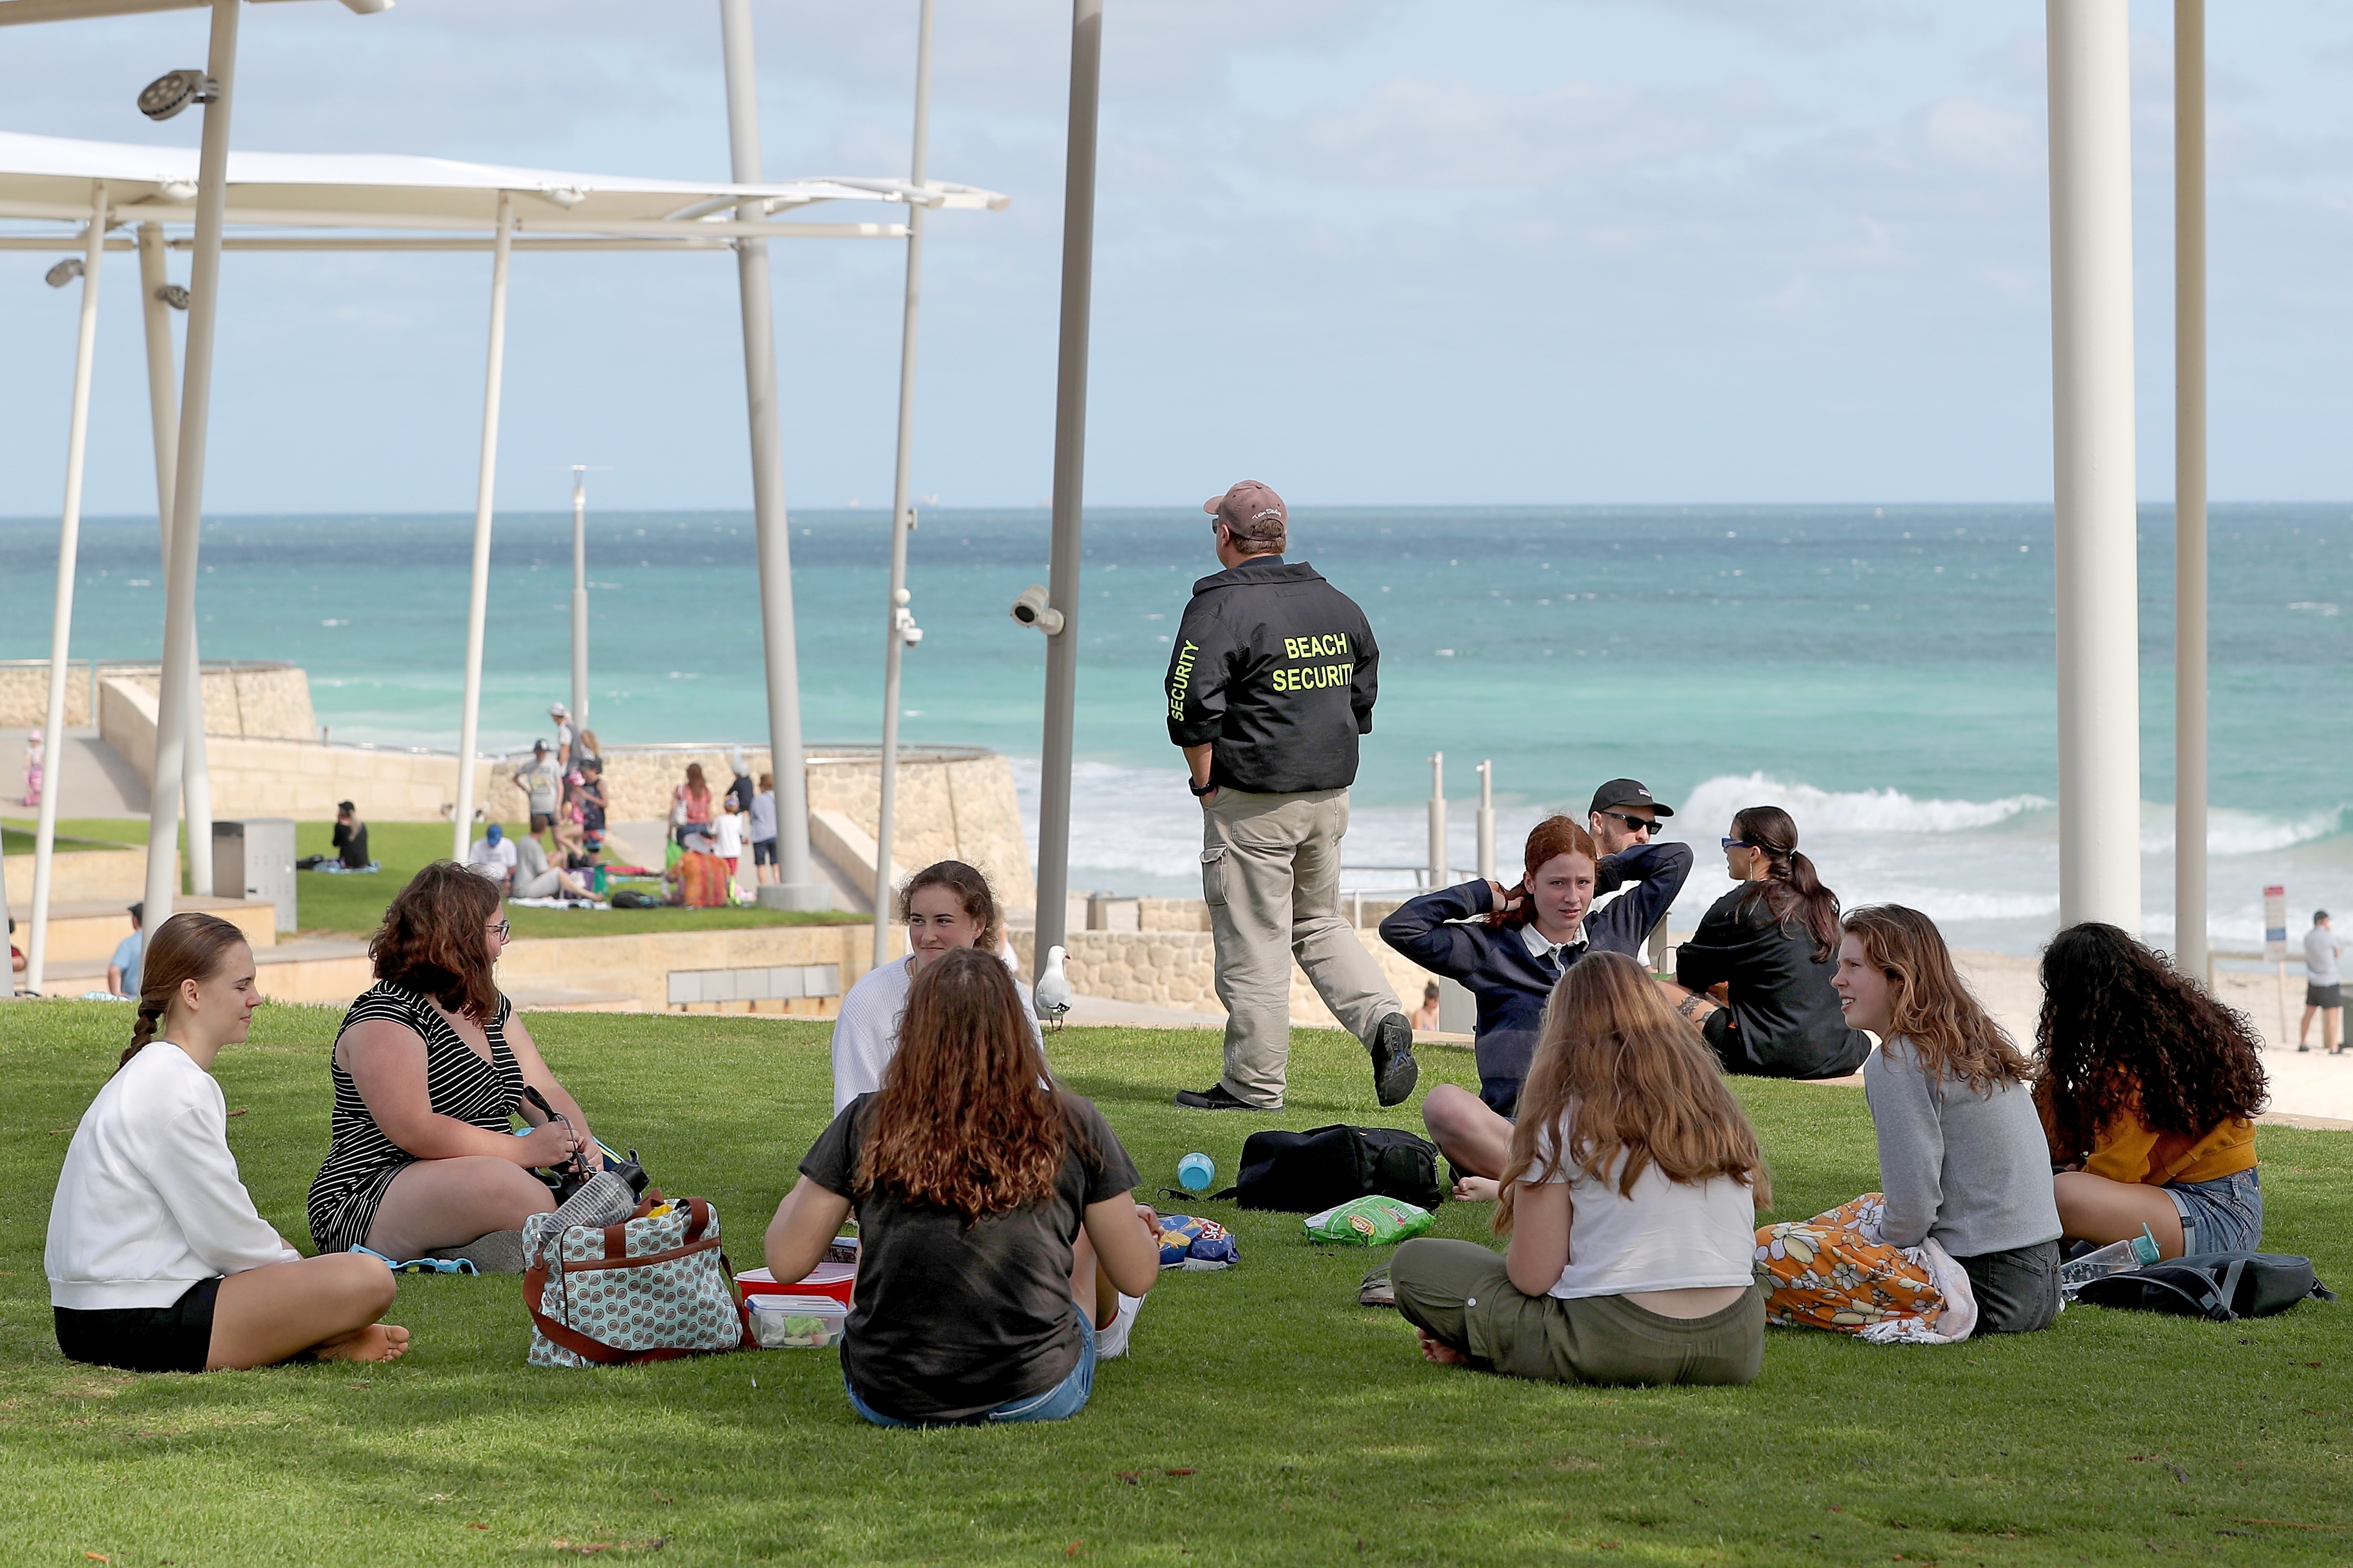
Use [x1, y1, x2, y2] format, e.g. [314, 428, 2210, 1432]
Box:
[845, 1311, 1096, 1428]
[2168, 1167, 2262, 1256]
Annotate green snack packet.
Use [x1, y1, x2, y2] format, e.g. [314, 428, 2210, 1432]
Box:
[1302, 1195, 1433, 1247]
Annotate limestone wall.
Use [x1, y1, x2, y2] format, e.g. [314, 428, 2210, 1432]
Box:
[2, 848, 160, 911]
[11, 662, 316, 738]
[0, 662, 96, 727]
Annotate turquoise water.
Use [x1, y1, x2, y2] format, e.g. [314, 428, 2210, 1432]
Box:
[5, 502, 2349, 953]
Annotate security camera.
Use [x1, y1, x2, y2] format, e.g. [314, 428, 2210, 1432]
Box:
[138, 69, 219, 123]
[155, 283, 191, 311]
[894, 605, 923, 648]
[1010, 584, 1064, 636]
[44, 259, 83, 288]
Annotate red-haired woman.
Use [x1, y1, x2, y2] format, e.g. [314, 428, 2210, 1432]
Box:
[764, 948, 1161, 1426]
[48, 913, 409, 1371]
[306, 862, 605, 1272]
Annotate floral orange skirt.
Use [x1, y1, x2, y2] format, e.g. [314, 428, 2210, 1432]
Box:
[1753, 1194, 1948, 1336]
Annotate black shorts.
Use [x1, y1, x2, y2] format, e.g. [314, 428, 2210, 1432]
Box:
[54, 1277, 220, 1373]
[2307, 982, 2342, 1010]
[752, 839, 778, 867]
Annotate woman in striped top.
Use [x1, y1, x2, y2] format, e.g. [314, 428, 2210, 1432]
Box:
[307, 862, 603, 1266]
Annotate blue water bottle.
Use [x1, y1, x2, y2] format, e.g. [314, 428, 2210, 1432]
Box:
[1177, 1152, 1215, 1194]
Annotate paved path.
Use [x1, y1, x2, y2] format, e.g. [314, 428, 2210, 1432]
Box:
[0, 727, 147, 818]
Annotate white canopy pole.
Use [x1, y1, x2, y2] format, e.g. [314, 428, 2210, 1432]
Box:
[1031, 0, 1104, 977]
[569, 465, 589, 734]
[721, 0, 828, 910]
[25, 179, 108, 995]
[450, 189, 516, 863]
[2046, 0, 2142, 933]
[137, 221, 212, 900]
[2174, 0, 2209, 981]
[872, 0, 938, 960]
[144, 0, 239, 928]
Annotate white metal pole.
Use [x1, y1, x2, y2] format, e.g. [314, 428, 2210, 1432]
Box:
[873, 0, 938, 964]
[1427, 751, 1447, 890]
[26, 181, 109, 995]
[1031, 0, 1104, 977]
[570, 465, 589, 732]
[450, 190, 515, 864]
[2046, 0, 2143, 933]
[138, 221, 212, 899]
[720, 0, 828, 910]
[144, 0, 238, 927]
[2174, 0, 2209, 982]
[1475, 757, 1495, 882]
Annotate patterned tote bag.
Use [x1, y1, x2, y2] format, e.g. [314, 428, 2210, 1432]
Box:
[524, 1194, 754, 1367]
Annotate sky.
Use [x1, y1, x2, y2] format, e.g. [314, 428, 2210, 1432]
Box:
[0, 0, 2349, 518]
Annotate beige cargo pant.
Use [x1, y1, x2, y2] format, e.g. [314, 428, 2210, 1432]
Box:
[1201, 786, 1401, 1108]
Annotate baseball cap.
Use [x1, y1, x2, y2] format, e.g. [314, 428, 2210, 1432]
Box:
[550, 702, 569, 718]
[1203, 481, 1286, 542]
[1589, 778, 1673, 819]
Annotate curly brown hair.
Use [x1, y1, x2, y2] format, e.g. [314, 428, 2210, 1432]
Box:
[855, 947, 1074, 1221]
[1843, 904, 2031, 1094]
[370, 860, 504, 1020]
[2034, 922, 2268, 1154]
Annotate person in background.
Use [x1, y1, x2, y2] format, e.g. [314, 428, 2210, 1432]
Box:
[10, 916, 25, 981]
[2301, 909, 2343, 1054]
[1383, 814, 1690, 1197]
[673, 762, 714, 848]
[1164, 479, 1414, 1113]
[1388, 952, 1767, 1388]
[2037, 922, 2268, 1259]
[334, 801, 371, 869]
[765, 948, 1161, 1425]
[307, 863, 607, 1272]
[1758, 905, 2061, 1340]
[573, 727, 603, 776]
[510, 832, 592, 901]
[573, 760, 608, 859]
[513, 741, 562, 853]
[1670, 805, 1871, 1080]
[22, 727, 43, 808]
[465, 824, 517, 893]
[550, 774, 589, 865]
[712, 801, 745, 893]
[48, 913, 408, 1371]
[549, 703, 574, 772]
[1583, 778, 1677, 957]
[748, 772, 779, 886]
[726, 745, 758, 818]
[1409, 982, 1442, 1032]
[108, 902, 145, 999]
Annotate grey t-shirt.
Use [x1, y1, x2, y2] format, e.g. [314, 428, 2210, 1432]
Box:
[2305, 927, 2342, 987]
[1863, 1035, 2061, 1259]
[519, 759, 559, 814]
[800, 1091, 1138, 1423]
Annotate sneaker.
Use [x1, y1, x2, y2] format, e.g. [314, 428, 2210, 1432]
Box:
[1096, 1292, 1145, 1359]
[428, 1228, 527, 1275]
[1173, 1082, 1259, 1111]
[1368, 1012, 1419, 1107]
[1358, 1264, 1396, 1309]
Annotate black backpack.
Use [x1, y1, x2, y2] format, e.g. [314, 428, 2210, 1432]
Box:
[1212, 1125, 1444, 1213]
[2073, 1252, 2336, 1322]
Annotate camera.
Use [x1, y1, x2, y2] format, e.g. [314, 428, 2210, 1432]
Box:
[1009, 584, 1065, 636]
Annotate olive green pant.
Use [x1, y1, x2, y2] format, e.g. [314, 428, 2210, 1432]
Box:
[1201, 786, 1401, 1108]
[1390, 1238, 1765, 1386]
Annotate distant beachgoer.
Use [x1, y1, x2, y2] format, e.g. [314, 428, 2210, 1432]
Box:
[49, 913, 408, 1371]
[108, 902, 145, 998]
[1668, 806, 1871, 1080]
[1757, 905, 2062, 1340]
[550, 774, 588, 864]
[748, 772, 778, 886]
[712, 805, 745, 888]
[573, 727, 602, 776]
[672, 763, 713, 848]
[510, 834, 590, 901]
[2301, 910, 2343, 1054]
[2037, 923, 2267, 1260]
[1388, 953, 1767, 1388]
[465, 824, 517, 892]
[513, 742, 561, 849]
[549, 704, 574, 771]
[1409, 982, 1442, 1032]
[1164, 479, 1411, 1113]
[10, 916, 25, 979]
[23, 727, 43, 808]
[298, 803, 373, 873]
[1383, 814, 1690, 1198]
[573, 762, 608, 858]
[725, 745, 757, 817]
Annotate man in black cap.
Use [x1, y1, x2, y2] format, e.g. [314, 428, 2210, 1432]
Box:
[1165, 480, 1414, 1112]
[1583, 778, 1690, 952]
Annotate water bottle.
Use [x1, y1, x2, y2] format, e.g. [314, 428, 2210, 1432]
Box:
[2058, 1225, 2161, 1295]
[1177, 1152, 1215, 1194]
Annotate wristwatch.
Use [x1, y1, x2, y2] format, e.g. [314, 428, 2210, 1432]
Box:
[1188, 778, 1218, 797]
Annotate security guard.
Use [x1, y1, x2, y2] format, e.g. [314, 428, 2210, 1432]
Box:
[1165, 480, 1413, 1111]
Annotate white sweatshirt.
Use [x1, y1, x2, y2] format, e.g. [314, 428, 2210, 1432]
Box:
[46, 1041, 301, 1310]
[830, 954, 1042, 1114]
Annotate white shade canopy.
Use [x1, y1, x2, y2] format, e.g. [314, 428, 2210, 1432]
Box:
[0, 130, 1008, 239]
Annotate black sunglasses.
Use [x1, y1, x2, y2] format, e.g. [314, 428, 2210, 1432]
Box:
[1599, 811, 1655, 834]
[1721, 837, 1753, 850]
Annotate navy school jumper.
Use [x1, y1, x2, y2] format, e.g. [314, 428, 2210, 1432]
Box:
[1378, 842, 1693, 1117]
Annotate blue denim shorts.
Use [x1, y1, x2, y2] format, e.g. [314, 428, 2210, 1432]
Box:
[2167, 1167, 2262, 1256]
[845, 1310, 1096, 1428]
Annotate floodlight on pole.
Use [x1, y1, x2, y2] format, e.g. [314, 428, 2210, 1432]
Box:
[45, 257, 82, 285]
[154, 282, 189, 309]
[137, 69, 218, 122]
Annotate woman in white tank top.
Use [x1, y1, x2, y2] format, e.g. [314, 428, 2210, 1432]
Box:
[1387, 951, 1771, 1386]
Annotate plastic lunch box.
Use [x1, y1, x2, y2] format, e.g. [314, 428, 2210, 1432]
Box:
[749, 1294, 847, 1349]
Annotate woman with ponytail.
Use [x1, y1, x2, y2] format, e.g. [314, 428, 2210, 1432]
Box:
[46, 913, 408, 1372]
[1671, 805, 1870, 1078]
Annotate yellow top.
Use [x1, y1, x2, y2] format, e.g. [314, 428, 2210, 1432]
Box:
[2078, 1111, 2257, 1188]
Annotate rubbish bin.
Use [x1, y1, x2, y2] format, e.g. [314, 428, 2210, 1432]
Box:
[214, 818, 297, 933]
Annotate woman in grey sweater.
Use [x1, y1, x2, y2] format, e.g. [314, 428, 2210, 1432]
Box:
[1839, 905, 2063, 1334]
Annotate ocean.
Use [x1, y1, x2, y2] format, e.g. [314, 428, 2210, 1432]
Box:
[5, 502, 2349, 957]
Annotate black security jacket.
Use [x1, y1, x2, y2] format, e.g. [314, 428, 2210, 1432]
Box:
[1164, 558, 1379, 795]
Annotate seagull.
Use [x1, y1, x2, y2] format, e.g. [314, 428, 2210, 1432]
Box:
[1034, 944, 1073, 1030]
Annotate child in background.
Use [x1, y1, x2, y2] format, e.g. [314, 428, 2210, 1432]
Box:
[712, 804, 745, 893]
[23, 728, 43, 808]
[1409, 982, 1442, 1032]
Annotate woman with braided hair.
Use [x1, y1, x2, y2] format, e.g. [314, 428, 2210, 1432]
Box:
[2035, 923, 2267, 1258]
[46, 913, 409, 1372]
[1671, 805, 1871, 1079]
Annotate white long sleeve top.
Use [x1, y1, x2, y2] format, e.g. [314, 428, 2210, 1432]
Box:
[46, 1041, 301, 1310]
[830, 954, 1042, 1114]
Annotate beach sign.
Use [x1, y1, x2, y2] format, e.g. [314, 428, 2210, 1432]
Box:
[2264, 885, 2288, 962]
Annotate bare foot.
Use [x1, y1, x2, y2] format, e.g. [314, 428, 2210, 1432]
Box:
[313, 1324, 410, 1364]
[1452, 1176, 1500, 1203]
[1417, 1329, 1468, 1366]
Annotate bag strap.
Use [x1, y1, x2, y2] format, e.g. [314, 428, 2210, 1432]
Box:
[2098, 1267, 2236, 1322]
[523, 1259, 727, 1364]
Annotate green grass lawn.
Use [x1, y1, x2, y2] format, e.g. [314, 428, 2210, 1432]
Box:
[1, 817, 150, 856]
[2, 1012, 2347, 1564]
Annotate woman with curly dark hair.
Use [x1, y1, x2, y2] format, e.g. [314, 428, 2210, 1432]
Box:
[2035, 922, 2268, 1259]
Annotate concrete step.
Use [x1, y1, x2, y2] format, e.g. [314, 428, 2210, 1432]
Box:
[18, 895, 278, 966]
